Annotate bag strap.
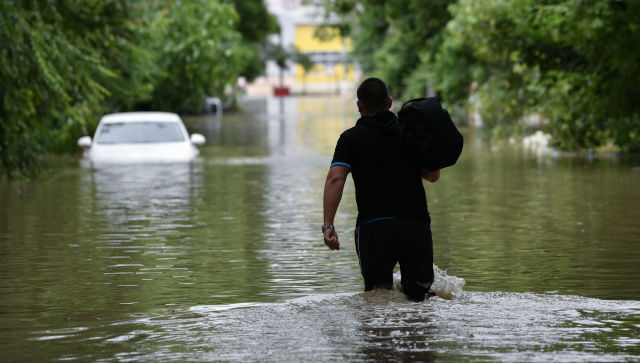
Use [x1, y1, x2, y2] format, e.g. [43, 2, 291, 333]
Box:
[400, 97, 429, 110]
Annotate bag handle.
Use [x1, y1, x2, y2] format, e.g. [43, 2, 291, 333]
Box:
[401, 97, 443, 111]
[401, 98, 427, 110]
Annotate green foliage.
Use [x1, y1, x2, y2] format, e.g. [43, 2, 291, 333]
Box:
[229, 0, 280, 82]
[230, 0, 279, 43]
[236, 44, 269, 82]
[441, 0, 640, 151]
[1, 0, 280, 178]
[264, 43, 311, 72]
[294, 49, 314, 74]
[319, 0, 640, 152]
[146, 0, 244, 111]
[0, 0, 153, 178]
[311, 0, 453, 98]
[269, 44, 290, 70]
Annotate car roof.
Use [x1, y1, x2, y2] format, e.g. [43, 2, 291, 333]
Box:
[100, 112, 182, 124]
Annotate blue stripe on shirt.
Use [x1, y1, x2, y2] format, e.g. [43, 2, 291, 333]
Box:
[330, 162, 352, 169]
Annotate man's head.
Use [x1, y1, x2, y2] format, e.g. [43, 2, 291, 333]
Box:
[356, 78, 392, 116]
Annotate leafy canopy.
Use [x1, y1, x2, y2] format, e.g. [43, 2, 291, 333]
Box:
[316, 0, 640, 152]
[1, 0, 280, 178]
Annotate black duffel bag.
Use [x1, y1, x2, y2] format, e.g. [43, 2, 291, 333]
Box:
[397, 97, 463, 171]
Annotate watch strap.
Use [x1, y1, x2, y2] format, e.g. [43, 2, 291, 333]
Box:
[322, 224, 335, 233]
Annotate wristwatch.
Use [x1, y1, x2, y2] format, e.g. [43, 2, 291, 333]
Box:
[322, 224, 335, 233]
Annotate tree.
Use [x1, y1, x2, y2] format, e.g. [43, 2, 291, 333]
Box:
[316, 0, 640, 152]
[294, 49, 314, 94]
[229, 0, 280, 82]
[438, 0, 640, 151]
[0, 0, 153, 178]
[0, 0, 268, 178]
[146, 0, 245, 112]
[309, 0, 454, 99]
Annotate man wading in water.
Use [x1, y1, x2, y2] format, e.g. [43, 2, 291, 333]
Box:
[322, 78, 440, 302]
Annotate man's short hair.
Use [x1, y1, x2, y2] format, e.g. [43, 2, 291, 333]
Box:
[357, 78, 390, 114]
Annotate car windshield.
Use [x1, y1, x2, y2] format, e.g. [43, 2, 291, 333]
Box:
[96, 122, 185, 144]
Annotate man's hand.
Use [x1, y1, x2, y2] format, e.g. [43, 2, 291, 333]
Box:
[323, 228, 340, 250]
[323, 165, 348, 251]
[421, 169, 440, 183]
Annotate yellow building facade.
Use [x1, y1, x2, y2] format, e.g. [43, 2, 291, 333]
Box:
[293, 25, 356, 85]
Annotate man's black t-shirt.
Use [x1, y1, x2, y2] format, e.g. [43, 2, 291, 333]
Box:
[331, 110, 428, 225]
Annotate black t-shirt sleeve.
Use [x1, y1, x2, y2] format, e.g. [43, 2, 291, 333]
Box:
[330, 132, 354, 170]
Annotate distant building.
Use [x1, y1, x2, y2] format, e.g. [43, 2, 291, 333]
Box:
[245, 0, 359, 96]
[294, 24, 356, 93]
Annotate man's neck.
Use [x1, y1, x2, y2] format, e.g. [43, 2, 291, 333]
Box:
[360, 109, 389, 117]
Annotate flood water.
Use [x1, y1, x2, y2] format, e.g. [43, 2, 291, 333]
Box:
[1, 96, 639, 361]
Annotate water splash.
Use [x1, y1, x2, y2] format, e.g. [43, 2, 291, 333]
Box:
[431, 264, 466, 299]
[391, 264, 466, 300]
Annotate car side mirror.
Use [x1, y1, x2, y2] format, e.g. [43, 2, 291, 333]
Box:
[190, 133, 206, 146]
[77, 136, 92, 148]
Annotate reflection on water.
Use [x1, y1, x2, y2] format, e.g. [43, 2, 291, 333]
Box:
[1, 95, 640, 361]
[87, 163, 201, 232]
[81, 163, 204, 305]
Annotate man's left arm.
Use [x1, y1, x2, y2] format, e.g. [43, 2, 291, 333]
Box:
[323, 165, 350, 250]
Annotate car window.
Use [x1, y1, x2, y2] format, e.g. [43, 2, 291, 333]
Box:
[96, 122, 185, 144]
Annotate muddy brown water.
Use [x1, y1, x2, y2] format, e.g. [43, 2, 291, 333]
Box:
[1, 96, 639, 361]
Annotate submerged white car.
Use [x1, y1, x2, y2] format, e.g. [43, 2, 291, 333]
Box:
[78, 112, 205, 163]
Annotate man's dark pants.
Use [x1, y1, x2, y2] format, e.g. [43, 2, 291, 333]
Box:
[354, 217, 434, 301]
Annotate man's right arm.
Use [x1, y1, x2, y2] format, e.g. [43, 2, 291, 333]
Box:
[323, 165, 349, 250]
